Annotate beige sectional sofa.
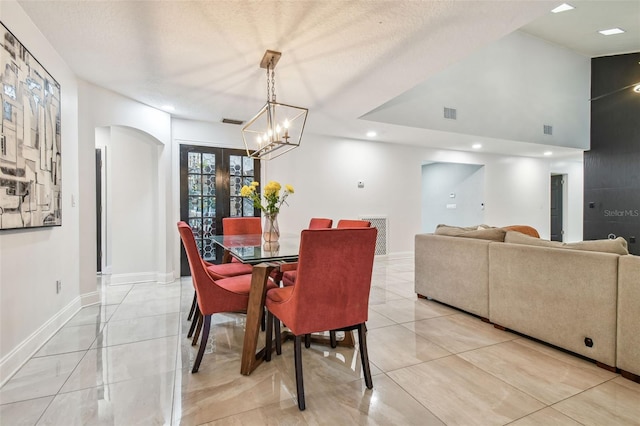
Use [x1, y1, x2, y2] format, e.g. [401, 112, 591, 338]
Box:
[415, 227, 639, 378]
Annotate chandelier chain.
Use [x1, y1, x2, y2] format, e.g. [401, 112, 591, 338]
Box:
[271, 65, 276, 102]
[266, 59, 277, 103]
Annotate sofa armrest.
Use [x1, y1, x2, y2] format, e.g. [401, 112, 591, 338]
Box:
[617, 255, 640, 377]
[415, 234, 491, 318]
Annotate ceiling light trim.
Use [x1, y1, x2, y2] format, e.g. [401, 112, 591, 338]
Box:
[551, 3, 575, 14]
[598, 28, 625, 36]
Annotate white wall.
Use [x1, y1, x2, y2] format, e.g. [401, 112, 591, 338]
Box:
[0, 1, 80, 384]
[77, 81, 174, 292]
[105, 126, 161, 283]
[422, 163, 485, 232]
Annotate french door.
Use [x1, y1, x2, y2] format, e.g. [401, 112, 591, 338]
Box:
[179, 144, 260, 275]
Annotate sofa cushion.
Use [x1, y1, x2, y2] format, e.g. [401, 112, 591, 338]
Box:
[435, 224, 506, 241]
[504, 231, 629, 255]
[565, 238, 629, 255]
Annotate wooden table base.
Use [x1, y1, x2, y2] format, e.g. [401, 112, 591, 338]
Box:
[240, 263, 275, 376]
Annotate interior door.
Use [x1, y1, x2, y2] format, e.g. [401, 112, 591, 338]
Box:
[550, 174, 564, 242]
[179, 145, 260, 275]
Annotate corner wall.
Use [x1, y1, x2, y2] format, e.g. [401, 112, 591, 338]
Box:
[585, 52, 640, 254]
[0, 1, 80, 384]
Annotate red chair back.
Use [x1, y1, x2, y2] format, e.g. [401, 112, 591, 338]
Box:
[223, 217, 262, 235]
[308, 218, 333, 229]
[336, 219, 370, 228]
[277, 228, 377, 335]
[177, 221, 248, 314]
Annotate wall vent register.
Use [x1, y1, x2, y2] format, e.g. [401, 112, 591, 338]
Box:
[359, 216, 388, 255]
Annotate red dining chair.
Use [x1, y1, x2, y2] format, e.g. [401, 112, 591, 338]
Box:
[177, 221, 277, 373]
[264, 227, 378, 410]
[180, 221, 253, 340]
[222, 216, 262, 235]
[221, 217, 263, 267]
[336, 219, 371, 228]
[281, 218, 333, 287]
[327, 219, 372, 347]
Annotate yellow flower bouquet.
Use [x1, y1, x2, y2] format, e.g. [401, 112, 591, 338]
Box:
[241, 181, 294, 243]
[240, 181, 294, 216]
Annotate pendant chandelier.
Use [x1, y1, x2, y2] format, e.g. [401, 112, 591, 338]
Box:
[242, 50, 308, 160]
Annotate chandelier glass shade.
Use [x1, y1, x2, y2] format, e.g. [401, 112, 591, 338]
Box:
[242, 50, 308, 160]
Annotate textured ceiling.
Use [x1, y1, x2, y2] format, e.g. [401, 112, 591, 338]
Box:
[14, 1, 640, 157]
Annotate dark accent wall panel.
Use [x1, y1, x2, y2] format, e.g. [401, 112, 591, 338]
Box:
[584, 52, 640, 255]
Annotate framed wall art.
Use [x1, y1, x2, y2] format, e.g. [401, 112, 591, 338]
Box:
[1, 21, 61, 230]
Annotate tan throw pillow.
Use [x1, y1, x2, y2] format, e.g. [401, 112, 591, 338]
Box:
[505, 231, 629, 255]
[435, 224, 506, 241]
[505, 231, 564, 248]
[565, 237, 629, 255]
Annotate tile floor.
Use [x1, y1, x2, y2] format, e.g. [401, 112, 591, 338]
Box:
[1, 257, 639, 425]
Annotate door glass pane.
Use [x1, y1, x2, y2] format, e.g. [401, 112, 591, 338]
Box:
[188, 175, 201, 195]
[203, 197, 216, 217]
[202, 153, 215, 174]
[230, 155, 242, 176]
[243, 156, 254, 176]
[188, 152, 200, 173]
[230, 176, 242, 196]
[203, 217, 214, 239]
[189, 196, 201, 217]
[202, 238, 215, 262]
[243, 198, 254, 216]
[202, 175, 216, 196]
[230, 196, 243, 217]
[189, 218, 202, 238]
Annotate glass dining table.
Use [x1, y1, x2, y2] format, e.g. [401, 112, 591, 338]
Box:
[211, 233, 300, 375]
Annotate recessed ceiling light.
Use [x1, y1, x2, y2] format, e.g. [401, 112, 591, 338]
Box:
[551, 3, 574, 13]
[366, 131, 377, 138]
[472, 143, 482, 149]
[544, 151, 553, 156]
[598, 28, 625, 36]
[161, 105, 175, 111]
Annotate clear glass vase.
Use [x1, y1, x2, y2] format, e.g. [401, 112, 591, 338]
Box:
[263, 213, 280, 243]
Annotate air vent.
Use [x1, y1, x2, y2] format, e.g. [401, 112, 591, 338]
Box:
[222, 118, 244, 125]
[543, 124, 553, 135]
[444, 107, 457, 120]
[359, 216, 388, 255]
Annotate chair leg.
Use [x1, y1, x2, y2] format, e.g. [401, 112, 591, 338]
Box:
[191, 313, 203, 346]
[187, 292, 197, 321]
[192, 314, 211, 373]
[357, 323, 373, 389]
[330, 330, 337, 348]
[304, 334, 311, 348]
[187, 307, 200, 338]
[265, 311, 273, 362]
[261, 307, 266, 332]
[294, 335, 306, 411]
[275, 318, 282, 355]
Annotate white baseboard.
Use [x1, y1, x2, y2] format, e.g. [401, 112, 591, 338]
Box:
[0, 296, 82, 387]
[81, 291, 100, 306]
[109, 272, 157, 285]
[156, 271, 177, 284]
[386, 251, 414, 261]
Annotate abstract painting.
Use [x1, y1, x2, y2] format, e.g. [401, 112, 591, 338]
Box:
[1, 22, 61, 230]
